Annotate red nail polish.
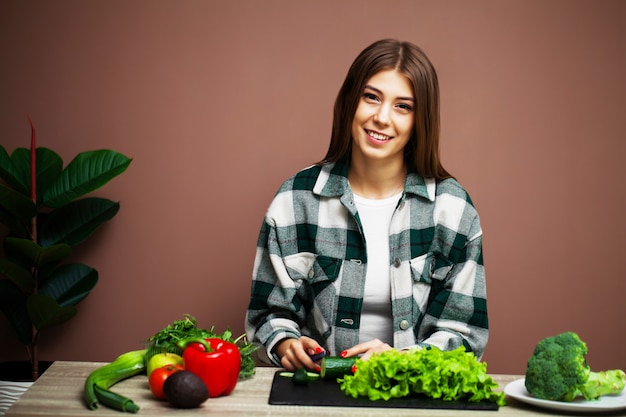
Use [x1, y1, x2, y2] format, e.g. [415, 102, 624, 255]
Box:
[315, 347, 323, 354]
[315, 365, 321, 372]
[351, 365, 357, 374]
[340, 351, 347, 358]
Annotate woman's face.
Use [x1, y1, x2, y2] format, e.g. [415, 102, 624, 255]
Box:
[350, 69, 415, 166]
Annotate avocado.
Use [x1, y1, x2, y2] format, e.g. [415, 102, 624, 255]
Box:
[163, 370, 209, 408]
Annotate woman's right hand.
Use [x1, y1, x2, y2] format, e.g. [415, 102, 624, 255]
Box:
[274, 336, 324, 372]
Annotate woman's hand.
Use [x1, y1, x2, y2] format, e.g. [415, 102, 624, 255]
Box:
[340, 339, 392, 361]
[274, 336, 325, 371]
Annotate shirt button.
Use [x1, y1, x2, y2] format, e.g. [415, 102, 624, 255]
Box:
[399, 320, 410, 330]
[393, 257, 401, 268]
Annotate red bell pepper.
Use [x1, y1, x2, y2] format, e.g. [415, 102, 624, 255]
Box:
[179, 338, 241, 397]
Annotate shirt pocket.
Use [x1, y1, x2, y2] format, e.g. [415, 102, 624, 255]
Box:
[409, 252, 453, 284]
[284, 252, 342, 296]
[409, 252, 452, 314]
[410, 252, 435, 284]
[284, 253, 343, 341]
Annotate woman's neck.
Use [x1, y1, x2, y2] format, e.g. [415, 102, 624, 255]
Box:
[348, 156, 407, 199]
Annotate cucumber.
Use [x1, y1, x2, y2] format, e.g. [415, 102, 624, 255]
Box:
[293, 368, 309, 385]
[279, 369, 320, 385]
[320, 356, 357, 379]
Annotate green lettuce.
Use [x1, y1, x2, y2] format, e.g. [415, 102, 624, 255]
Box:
[339, 346, 506, 406]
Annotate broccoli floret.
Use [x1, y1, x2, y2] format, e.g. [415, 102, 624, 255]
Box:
[525, 332, 625, 401]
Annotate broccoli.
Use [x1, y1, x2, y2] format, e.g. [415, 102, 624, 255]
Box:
[525, 331, 625, 402]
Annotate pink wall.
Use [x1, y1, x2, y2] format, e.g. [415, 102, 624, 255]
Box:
[1, 0, 624, 375]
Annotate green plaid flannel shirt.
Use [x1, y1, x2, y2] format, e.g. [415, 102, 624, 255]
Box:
[245, 161, 488, 366]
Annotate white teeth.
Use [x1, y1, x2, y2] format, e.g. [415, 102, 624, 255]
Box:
[367, 130, 391, 141]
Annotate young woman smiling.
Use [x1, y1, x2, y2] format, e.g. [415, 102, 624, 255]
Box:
[245, 39, 488, 372]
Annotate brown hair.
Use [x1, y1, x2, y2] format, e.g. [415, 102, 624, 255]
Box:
[320, 39, 452, 179]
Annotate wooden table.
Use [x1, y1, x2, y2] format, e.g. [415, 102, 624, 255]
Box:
[6, 361, 555, 416]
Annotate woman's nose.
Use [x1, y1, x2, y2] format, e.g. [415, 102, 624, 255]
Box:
[374, 106, 391, 125]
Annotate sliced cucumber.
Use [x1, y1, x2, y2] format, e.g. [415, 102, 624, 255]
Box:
[292, 367, 310, 385]
[279, 369, 320, 385]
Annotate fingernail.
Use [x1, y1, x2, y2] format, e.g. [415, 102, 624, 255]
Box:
[315, 365, 321, 372]
[315, 347, 323, 354]
[340, 351, 347, 358]
[351, 365, 357, 374]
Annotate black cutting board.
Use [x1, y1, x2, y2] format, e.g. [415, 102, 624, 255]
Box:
[268, 371, 498, 411]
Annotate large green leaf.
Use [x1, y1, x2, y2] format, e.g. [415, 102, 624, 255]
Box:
[0, 183, 37, 222]
[35, 148, 64, 201]
[4, 237, 72, 269]
[38, 198, 120, 247]
[0, 145, 29, 193]
[27, 294, 77, 331]
[0, 257, 34, 293]
[0, 182, 36, 241]
[0, 280, 32, 345]
[0, 207, 30, 238]
[43, 150, 132, 208]
[39, 263, 98, 307]
[11, 147, 64, 204]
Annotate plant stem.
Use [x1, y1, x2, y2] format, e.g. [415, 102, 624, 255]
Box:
[28, 114, 40, 381]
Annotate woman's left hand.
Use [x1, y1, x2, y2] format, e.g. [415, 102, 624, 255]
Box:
[340, 339, 392, 361]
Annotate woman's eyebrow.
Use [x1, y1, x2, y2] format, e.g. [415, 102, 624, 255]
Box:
[364, 84, 415, 102]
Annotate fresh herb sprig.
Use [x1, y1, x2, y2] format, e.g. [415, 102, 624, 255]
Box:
[146, 314, 258, 380]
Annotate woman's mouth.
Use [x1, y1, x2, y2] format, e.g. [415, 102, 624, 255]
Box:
[366, 129, 392, 141]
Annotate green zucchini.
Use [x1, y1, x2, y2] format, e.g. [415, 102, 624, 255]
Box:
[93, 384, 139, 413]
[320, 356, 357, 379]
[84, 349, 146, 412]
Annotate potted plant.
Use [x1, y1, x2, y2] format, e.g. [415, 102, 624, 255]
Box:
[0, 117, 132, 386]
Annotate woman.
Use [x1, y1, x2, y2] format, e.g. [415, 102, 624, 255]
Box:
[245, 39, 488, 372]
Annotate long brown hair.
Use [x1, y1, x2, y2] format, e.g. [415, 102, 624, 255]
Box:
[320, 39, 452, 179]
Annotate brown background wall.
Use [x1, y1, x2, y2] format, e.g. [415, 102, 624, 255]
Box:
[1, 0, 624, 375]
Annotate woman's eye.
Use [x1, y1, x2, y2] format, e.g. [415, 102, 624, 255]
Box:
[363, 93, 380, 102]
[396, 103, 414, 112]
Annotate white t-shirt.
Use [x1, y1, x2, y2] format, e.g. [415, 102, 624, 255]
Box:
[353, 191, 402, 346]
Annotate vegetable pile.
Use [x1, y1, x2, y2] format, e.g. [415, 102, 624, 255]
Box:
[145, 314, 257, 380]
[83, 314, 257, 413]
[338, 347, 506, 406]
[525, 331, 626, 401]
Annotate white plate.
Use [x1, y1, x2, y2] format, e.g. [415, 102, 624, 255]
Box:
[504, 378, 626, 413]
